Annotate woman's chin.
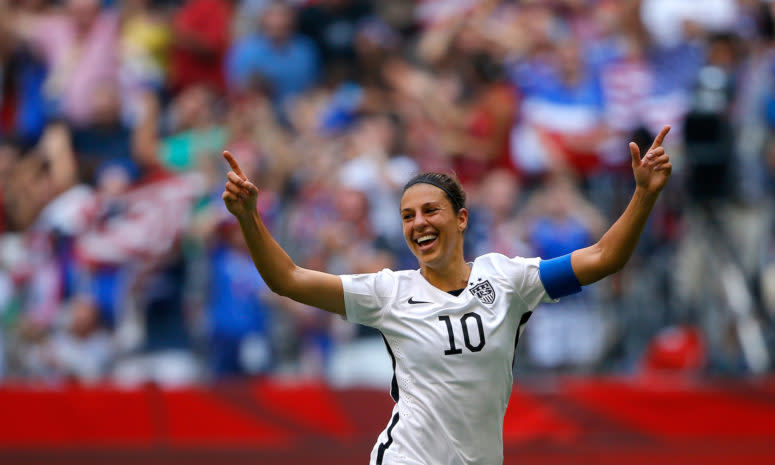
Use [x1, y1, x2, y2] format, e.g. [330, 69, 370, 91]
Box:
[416, 249, 444, 268]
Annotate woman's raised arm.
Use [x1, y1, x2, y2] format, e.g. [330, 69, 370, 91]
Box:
[570, 125, 673, 285]
[222, 151, 346, 315]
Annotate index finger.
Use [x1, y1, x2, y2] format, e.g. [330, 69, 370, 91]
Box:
[223, 150, 246, 180]
[650, 125, 671, 150]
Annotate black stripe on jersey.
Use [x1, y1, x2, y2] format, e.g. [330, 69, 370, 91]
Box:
[380, 332, 399, 402]
[511, 311, 533, 368]
[376, 412, 400, 465]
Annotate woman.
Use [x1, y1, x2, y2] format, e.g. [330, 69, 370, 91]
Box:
[221, 126, 673, 465]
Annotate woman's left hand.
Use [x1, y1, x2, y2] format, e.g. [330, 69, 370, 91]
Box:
[629, 125, 672, 194]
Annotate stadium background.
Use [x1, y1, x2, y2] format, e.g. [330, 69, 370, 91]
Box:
[0, 0, 774, 463]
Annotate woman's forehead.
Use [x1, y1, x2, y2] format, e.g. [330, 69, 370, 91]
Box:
[400, 183, 448, 208]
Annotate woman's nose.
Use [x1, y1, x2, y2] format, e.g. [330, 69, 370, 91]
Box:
[412, 212, 428, 228]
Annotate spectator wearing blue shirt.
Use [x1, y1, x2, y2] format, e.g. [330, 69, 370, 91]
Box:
[523, 176, 609, 371]
[525, 176, 605, 260]
[0, 48, 48, 145]
[207, 219, 273, 377]
[225, 1, 319, 109]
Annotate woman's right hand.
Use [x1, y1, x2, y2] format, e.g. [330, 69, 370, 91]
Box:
[222, 151, 259, 219]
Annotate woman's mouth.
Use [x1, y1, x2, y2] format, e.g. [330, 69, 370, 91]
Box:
[415, 234, 438, 251]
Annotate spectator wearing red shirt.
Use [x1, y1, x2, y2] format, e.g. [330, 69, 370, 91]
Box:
[169, 0, 234, 94]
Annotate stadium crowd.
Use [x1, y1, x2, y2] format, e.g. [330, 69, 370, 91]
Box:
[0, 0, 773, 386]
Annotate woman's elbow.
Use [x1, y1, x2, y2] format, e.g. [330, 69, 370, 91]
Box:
[597, 251, 631, 280]
[575, 245, 627, 285]
[605, 260, 627, 277]
[269, 282, 291, 298]
[265, 266, 304, 299]
[266, 275, 298, 298]
[261, 271, 291, 297]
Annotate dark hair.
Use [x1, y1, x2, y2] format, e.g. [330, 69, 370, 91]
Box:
[402, 172, 466, 212]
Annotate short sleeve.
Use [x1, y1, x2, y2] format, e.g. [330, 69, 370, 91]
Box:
[485, 255, 554, 311]
[512, 256, 555, 310]
[340, 269, 396, 328]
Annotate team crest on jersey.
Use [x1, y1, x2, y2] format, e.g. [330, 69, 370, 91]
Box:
[469, 280, 496, 304]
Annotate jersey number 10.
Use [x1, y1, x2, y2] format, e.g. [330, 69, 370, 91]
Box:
[438, 313, 486, 355]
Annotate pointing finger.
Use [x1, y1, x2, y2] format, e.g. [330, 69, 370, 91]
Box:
[650, 125, 671, 150]
[223, 151, 246, 180]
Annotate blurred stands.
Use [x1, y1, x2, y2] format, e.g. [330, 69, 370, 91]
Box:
[0, 0, 774, 387]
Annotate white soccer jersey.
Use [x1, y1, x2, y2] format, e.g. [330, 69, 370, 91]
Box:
[341, 253, 555, 465]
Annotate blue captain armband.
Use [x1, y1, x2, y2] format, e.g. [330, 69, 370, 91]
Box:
[538, 253, 582, 299]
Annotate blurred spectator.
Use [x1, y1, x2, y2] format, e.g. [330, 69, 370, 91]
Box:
[74, 144, 204, 386]
[465, 169, 530, 259]
[1, 0, 774, 384]
[70, 81, 133, 183]
[447, 54, 517, 186]
[226, 1, 320, 108]
[524, 176, 605, 260]
[15, 0, 120, 127]
[338, 113, 417, 250]
[641, 0, 738, 47]
[414, 8, 518, 185]
[298, 0, 373, 66]
[3, 123, 78, 232]
[169, 0, 234, 94]
[11, 315, 56, 380]
[0, 138, 22, 234]
[160, 85, 226, 172]
[204, 213, 274, 378]
[119, 0, 172, 123]
[74, 161, 134, 327]
[48, 294, 115, 383]
[522, 176, 610, 371]
[0, 5, 49, 144]
[233, 0, 272, 39]
[351, 17, 400, 88]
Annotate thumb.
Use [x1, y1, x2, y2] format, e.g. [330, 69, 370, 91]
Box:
[629, 142, 641, 165]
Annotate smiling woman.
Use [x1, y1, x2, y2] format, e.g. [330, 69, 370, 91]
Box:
[220, 125, 673, 465]
[400, 174, 470, 292]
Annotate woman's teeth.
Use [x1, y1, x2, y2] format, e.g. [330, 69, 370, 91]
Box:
[416, 234, 437, 245]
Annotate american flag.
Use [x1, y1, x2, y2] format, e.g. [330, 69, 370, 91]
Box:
[75, 172, 204, 267]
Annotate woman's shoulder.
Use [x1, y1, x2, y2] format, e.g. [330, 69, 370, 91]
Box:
[344, 267, 418, 283]
[473, 252, 541, 273]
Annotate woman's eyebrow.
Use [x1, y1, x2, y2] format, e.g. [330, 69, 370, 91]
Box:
[401, 202, 439, 211]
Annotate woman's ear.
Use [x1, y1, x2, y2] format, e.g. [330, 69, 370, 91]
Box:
[458, 208, 468, 232]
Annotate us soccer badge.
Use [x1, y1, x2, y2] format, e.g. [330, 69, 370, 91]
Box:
[469, 279, 496, 305]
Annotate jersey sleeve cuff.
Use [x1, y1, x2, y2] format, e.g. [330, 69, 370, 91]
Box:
[538, 253, 582, 300]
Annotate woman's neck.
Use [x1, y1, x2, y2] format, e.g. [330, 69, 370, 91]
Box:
[421, 260, 471, 292]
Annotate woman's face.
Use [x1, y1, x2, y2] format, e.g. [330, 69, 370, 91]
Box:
[400, 184, 467, 268]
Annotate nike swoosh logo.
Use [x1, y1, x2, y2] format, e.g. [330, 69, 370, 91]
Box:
[408, 297, 431, 305]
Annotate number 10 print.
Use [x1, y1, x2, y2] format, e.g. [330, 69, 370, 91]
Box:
[438, 313, 486, 355]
